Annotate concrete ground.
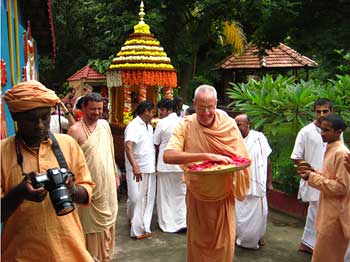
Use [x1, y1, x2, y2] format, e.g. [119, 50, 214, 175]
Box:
[111, 194, 311, 262]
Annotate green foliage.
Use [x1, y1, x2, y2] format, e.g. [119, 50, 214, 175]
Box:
[226, 75, 316, 135]
[335, 49, 350, 74]
[88, 57, 113, 74]
[226, 74, 350, 136]
[266, 123, 300, 195]
[317, 76, 350, 121]
[186, 75, 212, 102]
[40, 0, 349, 99]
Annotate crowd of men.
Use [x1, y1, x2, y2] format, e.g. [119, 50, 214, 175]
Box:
[1, 80, 349, 262]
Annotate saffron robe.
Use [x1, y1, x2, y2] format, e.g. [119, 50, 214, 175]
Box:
[1, 134, 95, 261]
[308, 141, 350, 262]
[166, 110, 250, 262]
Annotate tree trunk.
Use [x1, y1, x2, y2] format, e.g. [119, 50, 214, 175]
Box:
[179, 63, 193, 102]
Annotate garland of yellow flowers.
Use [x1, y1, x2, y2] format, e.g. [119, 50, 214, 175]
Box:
[109, 1, 177, 125]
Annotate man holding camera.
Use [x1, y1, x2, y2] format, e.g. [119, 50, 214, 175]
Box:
[1, 80, 95, 261]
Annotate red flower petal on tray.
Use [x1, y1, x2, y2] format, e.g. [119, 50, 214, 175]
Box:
[188, 154, 250, 173]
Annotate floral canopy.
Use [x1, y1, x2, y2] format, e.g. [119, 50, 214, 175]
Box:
[107, 1, 177, 124]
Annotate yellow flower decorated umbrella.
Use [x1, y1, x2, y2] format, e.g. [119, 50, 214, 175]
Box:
[107, 1, 177, 125]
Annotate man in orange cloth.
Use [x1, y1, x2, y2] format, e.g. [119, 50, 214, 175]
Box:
[298, 114, 349, 262]
[1, 80, 95, 261]
[164, 85, 250, 262]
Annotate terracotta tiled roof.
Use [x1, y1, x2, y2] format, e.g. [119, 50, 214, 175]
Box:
[67, 65, 106, 81]
[216, 43, 318, 70]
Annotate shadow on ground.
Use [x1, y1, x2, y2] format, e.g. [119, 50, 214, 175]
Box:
[112, 194, 311, 262]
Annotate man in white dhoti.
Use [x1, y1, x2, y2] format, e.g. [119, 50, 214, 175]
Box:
[154, 99, 186, 233]
[291, 98, 332, 254]
[124, 101, 156, 239]
[234, 114, 272, 249]
[68, 93, 119, 261]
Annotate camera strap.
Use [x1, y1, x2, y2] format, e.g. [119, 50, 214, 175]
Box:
[15, 132, 69, 173]
[48, 131, 69, 169]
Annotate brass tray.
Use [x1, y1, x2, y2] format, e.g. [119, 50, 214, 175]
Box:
[185, 161, 251, 175]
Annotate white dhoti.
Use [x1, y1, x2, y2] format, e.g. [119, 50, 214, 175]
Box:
[345, 245, 350, 262]
[126, 172, 156, 237]
[156, 172, 186, 232]
[301, 200, 318, 249]
[236, 194, 268, 249]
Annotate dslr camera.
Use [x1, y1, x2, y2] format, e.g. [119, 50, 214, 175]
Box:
[32, 167, 75, 216]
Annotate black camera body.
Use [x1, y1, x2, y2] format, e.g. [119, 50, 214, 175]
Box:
[32, 167, 75, 216]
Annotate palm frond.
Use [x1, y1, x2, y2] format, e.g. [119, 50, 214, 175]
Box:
[222, 21, 246, 54]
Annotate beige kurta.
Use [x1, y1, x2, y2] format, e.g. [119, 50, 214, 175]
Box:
[166, 110, 250, 262]
[78, 120, 118, 234]
[308, 140, 350, 262]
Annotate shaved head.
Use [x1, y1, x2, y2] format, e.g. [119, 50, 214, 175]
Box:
[234, 114, 251, 138]
[235, 114, 250, 123]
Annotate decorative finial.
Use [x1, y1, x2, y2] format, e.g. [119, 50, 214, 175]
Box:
[139, 1, 145, 24]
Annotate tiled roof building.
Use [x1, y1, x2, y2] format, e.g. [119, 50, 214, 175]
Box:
[215, 43, 318, 106]
[216, 43, 318, 70]
[67, 65, 107, 96]
[67, 65, 106, 81]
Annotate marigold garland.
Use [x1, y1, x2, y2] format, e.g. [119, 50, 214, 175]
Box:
[138, 85, 147, 102]
[121, 70, 177, 88]
[117, 50, 167, 57]
[110, 63, 174, 70]
[123, 86, 133, 124]
[134, 23, 151, 34]
[124, 39, 160, 46]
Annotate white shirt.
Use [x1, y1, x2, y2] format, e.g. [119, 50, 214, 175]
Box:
[154, 113, 183, 172]
[124, 116, 155, 173]
[244, 130, 272, 196]
[291, 122, 327, 170]
[291, 122, 326, 201]
[50, 114, 69, 133]
[179, 104, 189, 118]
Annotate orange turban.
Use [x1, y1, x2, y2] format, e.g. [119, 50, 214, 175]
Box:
[3, 80, 60, 113]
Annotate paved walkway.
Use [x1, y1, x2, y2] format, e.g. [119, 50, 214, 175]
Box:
[111, 194, 311, 262]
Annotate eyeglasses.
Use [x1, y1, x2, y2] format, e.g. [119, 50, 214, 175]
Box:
[197, 105, 216, 113]
[315, 110, 330, 114]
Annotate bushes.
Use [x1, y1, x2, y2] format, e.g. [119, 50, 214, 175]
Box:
[226, 74, 350, 195]
[265, 123, 300, 195]
[226, 74, 350, 135]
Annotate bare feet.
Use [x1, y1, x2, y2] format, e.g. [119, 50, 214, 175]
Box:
[258, 238, 266, 247]
[135, 232, 152, 240]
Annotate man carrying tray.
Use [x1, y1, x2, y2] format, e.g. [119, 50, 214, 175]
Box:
[163, 85, 250, 262]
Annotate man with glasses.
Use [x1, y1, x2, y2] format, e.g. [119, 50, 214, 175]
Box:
[291, 98, 332, 254]
[164, 85, 250, 262]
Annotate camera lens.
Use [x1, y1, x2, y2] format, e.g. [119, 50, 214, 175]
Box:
[49, 185, 75, 216]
